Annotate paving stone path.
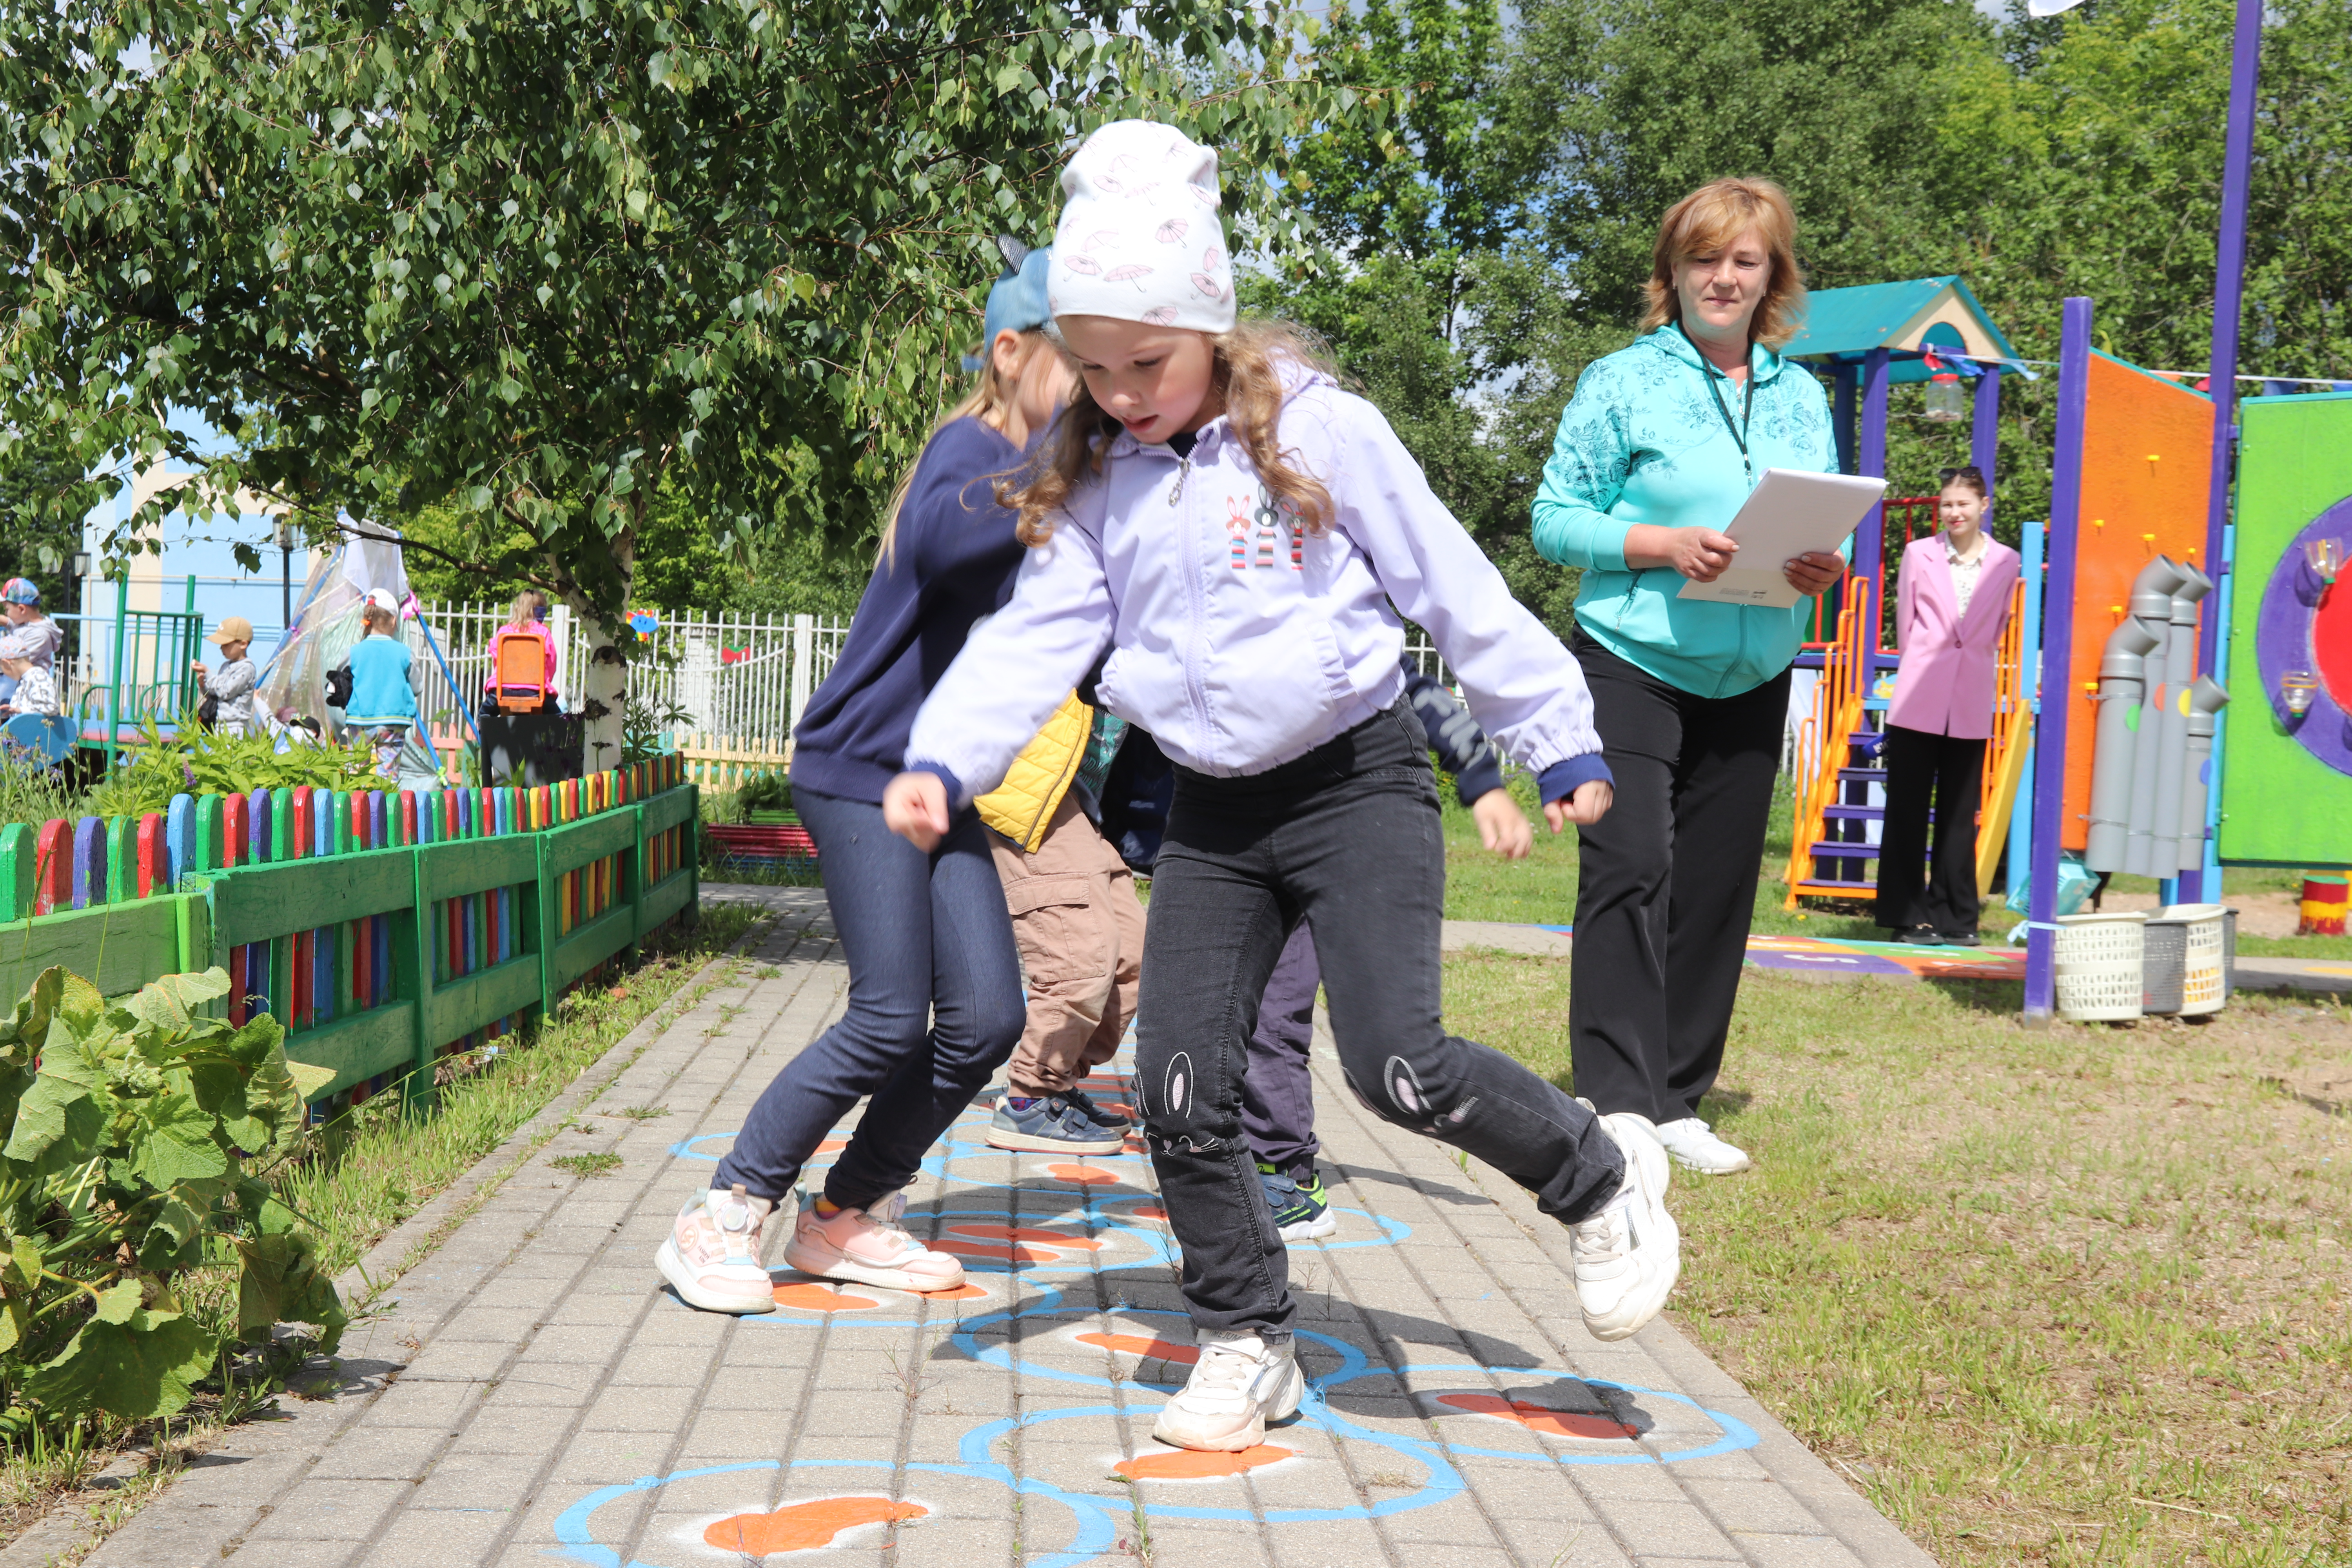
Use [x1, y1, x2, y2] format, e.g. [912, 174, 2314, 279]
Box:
[89, 887, 1933, 1568]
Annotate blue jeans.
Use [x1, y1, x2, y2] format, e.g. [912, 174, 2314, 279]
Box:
[713, 787, 1025, 1210]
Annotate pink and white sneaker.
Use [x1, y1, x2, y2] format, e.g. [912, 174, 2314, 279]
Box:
[656, 1184, 777, 1314]
[782, 1190, 965, 1293]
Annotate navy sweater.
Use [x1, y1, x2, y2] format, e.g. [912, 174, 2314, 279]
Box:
[791, 417, 1029, 804]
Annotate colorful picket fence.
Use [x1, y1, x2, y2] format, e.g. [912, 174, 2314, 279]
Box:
[0, 757, 698, 1116]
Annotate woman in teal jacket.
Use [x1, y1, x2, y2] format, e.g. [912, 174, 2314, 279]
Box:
[1532, 177, 1843, 1178]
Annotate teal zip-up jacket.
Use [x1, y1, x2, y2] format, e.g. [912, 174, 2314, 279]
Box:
[1532, 326, 1840, 699]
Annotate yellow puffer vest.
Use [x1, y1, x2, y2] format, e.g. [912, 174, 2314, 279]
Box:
[975, 691, 1091, 853]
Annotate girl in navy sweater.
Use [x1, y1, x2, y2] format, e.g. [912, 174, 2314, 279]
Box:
[657, 244, 1071, 1313]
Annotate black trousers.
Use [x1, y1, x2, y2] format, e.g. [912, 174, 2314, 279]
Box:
[1873, 724, 1985, 936]
[1137, 702, 1624, 1336]
[1569, 635, 1789, 1125]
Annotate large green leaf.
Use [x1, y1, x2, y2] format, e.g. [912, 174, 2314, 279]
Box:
[232, 1232, 347, 1350]
[20, 1307, 218, 1423]
[127, 1094, 230, 1187]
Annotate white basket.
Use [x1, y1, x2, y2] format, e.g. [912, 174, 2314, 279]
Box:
[2163, 903, 2228, 1016]
[2054, 911, 2147, 1021]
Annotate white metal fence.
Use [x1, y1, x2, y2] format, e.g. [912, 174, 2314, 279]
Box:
[407, 603, 852, 752]
[405, 599, 1450, 763]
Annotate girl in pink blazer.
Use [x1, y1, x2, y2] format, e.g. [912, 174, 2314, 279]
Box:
[1875, 466, 2020, 945]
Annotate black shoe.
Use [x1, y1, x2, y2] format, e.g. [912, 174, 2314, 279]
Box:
[1894, 926, 1944, 946]
[1936, 929, 1983, 947]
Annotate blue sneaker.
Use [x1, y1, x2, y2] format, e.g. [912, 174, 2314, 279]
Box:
[1256, 1162, 1338, 1242]
[986, 1094, 1126, 1155]
[1063, 1087, 1133, 1132]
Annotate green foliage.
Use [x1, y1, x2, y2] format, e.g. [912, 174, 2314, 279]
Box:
[0, 0, 1372, 769]
[0, 967, 344, 1428]
[734, 772, 793, 817]
[83, 726, 392, 823]
[1261, 0, 2349, 584]
[0, 425, 90, 597]
[0, 754, 83, 834]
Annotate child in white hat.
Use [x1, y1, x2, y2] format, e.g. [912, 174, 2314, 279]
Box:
[884, 120, 1681, 1453]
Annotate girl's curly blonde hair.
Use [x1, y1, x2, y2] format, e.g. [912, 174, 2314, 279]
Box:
[1002, 319, 1339, 546]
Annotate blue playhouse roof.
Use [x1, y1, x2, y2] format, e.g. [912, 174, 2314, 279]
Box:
[1782, 276, 2024, 383]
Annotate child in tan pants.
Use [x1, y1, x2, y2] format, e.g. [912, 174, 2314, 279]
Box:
[979, 699, 1145, 1155]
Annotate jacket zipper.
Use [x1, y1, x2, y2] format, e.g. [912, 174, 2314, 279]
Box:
[1172, 449, 1216, 763]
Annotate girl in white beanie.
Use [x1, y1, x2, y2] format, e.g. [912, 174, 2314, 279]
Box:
[884, 120, 1682, 1453]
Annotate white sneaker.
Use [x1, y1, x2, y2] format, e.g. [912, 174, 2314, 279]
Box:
[1569, 1114, 1681, 1342]
[1151, 1330, 1304, 1452]
[1653, 1117, 1753, 1175]
[656, 1184, 777, 1314]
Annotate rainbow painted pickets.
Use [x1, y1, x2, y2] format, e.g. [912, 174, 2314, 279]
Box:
[0, 755, 698, 1124]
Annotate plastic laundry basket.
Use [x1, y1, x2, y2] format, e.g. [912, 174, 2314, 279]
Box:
[2142, 915, 2188, 1014]
[2165, 903, 2228, 1016]
[2053, 911, 2147, 1022]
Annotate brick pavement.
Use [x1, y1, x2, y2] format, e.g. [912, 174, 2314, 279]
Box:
[86, 886, 1935, 1568]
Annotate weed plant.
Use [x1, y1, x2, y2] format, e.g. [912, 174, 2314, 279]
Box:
[0, 903, 755, 1553]
[85, 724, 389, 821]
[0, 755, 81, 832]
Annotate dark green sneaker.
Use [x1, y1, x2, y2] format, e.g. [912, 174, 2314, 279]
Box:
[1256, 1161, 1337, 1242]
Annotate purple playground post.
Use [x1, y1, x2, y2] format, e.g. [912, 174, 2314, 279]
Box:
[2026, 298, 2095, 1024]
[2183, 0, 2265, 905]
[1971, 366, 2001, 499]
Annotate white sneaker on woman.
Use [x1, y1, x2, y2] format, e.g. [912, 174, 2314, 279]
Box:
[1151, 1331, 1304, 1452]
[1653, 1117, 1753, 1175]
[1568, 1114, 1681, 1342]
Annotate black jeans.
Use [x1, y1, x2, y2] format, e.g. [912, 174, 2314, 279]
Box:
[1136, 702, 1625, 1337]
[1569, 634, 1788, 1125]
[714, 787, 1025, 1209]
[1873, 724, 1985, 936]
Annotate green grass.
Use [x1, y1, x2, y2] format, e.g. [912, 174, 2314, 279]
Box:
[549, 1151, 625, 1178]
[1440, 773, 2352, 960]
[1445, 952, 2352, 1566]
[276, 905, 759, 1283]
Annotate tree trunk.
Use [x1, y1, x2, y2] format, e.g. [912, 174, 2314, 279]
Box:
[573, 532, 637, 776]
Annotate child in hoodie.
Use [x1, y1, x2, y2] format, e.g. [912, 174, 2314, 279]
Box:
[655, 243, 1073, 1315]
[885, 120, 1682, 1454]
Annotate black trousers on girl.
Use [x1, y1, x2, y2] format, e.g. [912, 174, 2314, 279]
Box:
[1134, 701, 1626, 1337]
[1568, 633, 1789, 1125]
[1872, 724, 1986, 937]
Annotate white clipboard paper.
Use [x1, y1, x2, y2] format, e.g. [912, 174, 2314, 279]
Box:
[1674, 468, 1889, 610]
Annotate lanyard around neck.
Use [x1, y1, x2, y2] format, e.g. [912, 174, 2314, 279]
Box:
[1677, 322, 1757, 482]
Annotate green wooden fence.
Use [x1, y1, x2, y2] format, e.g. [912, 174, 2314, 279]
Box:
[0, 759, 699, 1112]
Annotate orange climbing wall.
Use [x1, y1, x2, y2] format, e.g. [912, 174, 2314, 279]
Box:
[2058, 352, 2214, 851]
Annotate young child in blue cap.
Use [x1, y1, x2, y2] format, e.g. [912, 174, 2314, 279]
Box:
[656, 238, 1082, 1315]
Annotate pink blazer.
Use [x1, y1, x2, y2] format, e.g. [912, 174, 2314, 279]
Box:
[1887, 534, 2020, 740]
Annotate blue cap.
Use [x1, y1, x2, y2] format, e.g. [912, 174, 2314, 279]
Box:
[963, 236, 1053, 372]
[2, 577, 38, 606]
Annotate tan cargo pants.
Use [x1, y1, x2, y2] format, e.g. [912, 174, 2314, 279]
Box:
[989, 792, 1146, 1095]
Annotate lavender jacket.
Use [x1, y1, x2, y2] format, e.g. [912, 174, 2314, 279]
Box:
[906, 372, 1610, 806]
[1886, 534, 2021, 741]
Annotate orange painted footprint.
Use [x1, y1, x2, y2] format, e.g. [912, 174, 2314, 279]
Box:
[1076, 1331, 1199, 1365]
[1115, 1445, 1292, 1480]
[704, 1496, 927, 1553]
[1436, 1393, 1636, 1440]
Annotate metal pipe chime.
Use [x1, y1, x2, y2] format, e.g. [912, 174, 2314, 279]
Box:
[2085, 555, 2229, 879]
